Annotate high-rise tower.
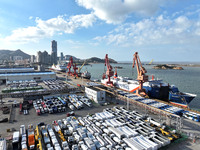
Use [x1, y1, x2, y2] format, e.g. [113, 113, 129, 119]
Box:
[60, 52, 64, 61]
[51, 40, 57, 65]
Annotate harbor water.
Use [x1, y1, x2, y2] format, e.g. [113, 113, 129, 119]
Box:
[81, 63, 200, 110]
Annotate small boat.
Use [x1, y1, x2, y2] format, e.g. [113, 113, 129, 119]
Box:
[115, 66, 123, 69]
[81, 71, 91, 79]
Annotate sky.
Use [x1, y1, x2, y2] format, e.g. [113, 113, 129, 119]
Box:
[0, 0, 200, 62]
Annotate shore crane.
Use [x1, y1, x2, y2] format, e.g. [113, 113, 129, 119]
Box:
[67, 56, 73, 75]
[104, 54, 114, 86]
[78, 60, 86, 76]
[133, 52, 148, 96]
[149, 59, 154, 65]
[67, 56, 78, 77]
[72, 63, 78, 77]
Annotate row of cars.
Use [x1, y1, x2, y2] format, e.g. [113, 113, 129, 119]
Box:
[117, 89, 200, 122]
[43, 79, 68, 91]
[59, 95, 92, 110]
[117, 90, 187, 116]
[33, 98, 67, 115]
[7, 80, 38, 88]
[33, 95, 93, 116]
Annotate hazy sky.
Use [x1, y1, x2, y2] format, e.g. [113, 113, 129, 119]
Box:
[0, 0, 200, 62]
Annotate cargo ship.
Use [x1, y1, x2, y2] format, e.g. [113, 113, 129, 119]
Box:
[101, 76, 196, 107]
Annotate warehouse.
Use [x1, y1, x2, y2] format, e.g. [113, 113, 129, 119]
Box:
[0, 71, 56, 83]
[0, 67, 34, 73]
[85, 86, 106, 104]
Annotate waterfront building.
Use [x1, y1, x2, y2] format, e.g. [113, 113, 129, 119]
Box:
[0, 71, 56, 83]
[85, 86, 106, 104]
[30, 55, 36, 63]
[36, 51, 51, 65]
[61, 52, 64, 61]
[51, 40, 57, 65]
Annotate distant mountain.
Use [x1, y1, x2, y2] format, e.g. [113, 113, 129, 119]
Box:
[64, 55, 117, 63]
[64, 55, 81, 61]
[86, 57, 117, 63]
[0, 49, 30, 60]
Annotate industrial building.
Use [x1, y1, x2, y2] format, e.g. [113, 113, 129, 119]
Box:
[0, 68, 34, 73]
[85, 86, 106, 104]
[0, 71, 56, 83]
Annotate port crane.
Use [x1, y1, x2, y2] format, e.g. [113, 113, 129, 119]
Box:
[78, 60, 86, 73]
[133, 52, 148, 96]
[67, 56, 73, 75]
[67, 56, 78, 77]
[72, 63, 78, 77]
[149, 59, 154, 65]
[103, 54, 114, 86]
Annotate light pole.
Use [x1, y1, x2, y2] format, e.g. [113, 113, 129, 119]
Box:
[127, 96, 129, 111]
[127, 86, 129, 110]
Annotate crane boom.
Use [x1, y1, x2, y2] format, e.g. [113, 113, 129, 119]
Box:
[149, 59, 154, 65]
[133, 52, 148, 96]
[78, 60, 86, 73]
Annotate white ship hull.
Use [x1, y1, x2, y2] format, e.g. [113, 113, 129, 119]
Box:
[101, 76, 140, 92]
[51, 65, 66, 72]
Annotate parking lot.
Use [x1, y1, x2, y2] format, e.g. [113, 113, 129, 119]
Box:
[0, 97, 124, 137]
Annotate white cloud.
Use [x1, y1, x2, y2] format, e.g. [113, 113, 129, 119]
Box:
[93, 14, 200, 46]
[29, 16, 33, 20]
[76, 0, 165, 24]
[4, 14, 96, 43]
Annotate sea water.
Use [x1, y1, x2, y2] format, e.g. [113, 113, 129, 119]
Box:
[81, 63, 200, 110]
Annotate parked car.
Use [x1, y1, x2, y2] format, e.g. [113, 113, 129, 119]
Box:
[67, 111, 75, 117]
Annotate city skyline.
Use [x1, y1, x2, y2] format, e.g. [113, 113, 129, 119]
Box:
[0, 0, 200, 62]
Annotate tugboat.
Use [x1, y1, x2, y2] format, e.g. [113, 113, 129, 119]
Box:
[81, 71, 91, 79]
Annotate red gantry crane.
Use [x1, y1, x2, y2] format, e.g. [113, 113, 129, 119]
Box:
[67, 56, 73, 75]
[72, 63, 78, 77]
[104, 54, 114, 86]
[67, 56, 78, 77]
[133, 52, 148, 96]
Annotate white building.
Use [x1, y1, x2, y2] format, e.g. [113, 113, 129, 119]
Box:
[0, 68, 34, 73]
[85, 86, 106, 104]
[0, 72, 56, 83]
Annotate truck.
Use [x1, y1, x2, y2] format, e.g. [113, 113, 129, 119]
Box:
[62, 141, 70, 150]
[0, 138, 6, 150]
[28, 124, 35, 149]
[20, 125, 26, 136]
[36, 109, 41, 115]
[12, 131, 20, 150]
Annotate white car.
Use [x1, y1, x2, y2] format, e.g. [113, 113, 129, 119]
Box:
[24, 110, 28, 115]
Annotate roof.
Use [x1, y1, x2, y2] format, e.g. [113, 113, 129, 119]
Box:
[86, 86, 103, 92]
[0, 67, 34, 70]
[0, 71, 56, 77]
